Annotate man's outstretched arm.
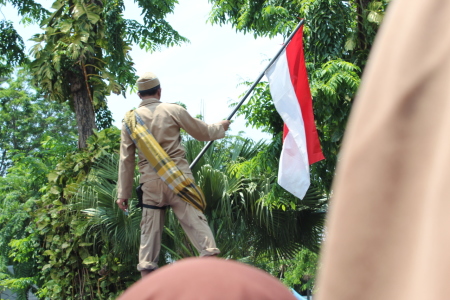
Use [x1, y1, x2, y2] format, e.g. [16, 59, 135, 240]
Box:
[174, 107, 231, 141]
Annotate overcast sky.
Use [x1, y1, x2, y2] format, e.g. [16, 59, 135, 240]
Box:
[2, 0, 285, 141]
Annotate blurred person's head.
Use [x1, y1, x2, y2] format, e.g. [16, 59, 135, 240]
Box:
[118, 257, 297, 300]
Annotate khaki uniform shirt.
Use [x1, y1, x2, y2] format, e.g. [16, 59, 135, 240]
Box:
[117, 98, 225, 199]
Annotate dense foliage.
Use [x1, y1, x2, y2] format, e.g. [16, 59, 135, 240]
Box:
[216, 0, 390, 193]
[0, 70, 77, 176]
[0, 127, 126, 299]
[0, 71, 78, 299]
[0, 0, 47, 76]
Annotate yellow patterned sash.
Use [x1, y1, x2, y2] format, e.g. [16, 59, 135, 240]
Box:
[124, 110, 206, 212]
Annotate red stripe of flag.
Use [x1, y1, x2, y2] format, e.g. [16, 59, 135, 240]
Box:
[284, 25, 325, 165]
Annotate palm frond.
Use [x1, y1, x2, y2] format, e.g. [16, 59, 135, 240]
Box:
[71, 153, 141, 265]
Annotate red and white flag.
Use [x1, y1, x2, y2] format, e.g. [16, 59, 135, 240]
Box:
[266, 24, 325, 199]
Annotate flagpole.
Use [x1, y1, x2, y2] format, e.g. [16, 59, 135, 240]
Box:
[189, 19, 306, 169]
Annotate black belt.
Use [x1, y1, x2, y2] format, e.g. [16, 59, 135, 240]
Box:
[136, 184, 170, 210]
[141, 203, 168, 210]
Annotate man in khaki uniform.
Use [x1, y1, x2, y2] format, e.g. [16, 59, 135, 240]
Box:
[116, 72, 230, 277]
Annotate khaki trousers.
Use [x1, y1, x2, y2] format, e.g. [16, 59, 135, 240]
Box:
[137, 178, 220, 271]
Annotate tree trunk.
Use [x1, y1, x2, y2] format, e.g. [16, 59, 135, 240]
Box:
[356, 0, 372, 50]
[69, 67, 96, 149]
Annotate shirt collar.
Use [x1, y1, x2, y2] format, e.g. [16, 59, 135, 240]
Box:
[139, 98, 161, 107]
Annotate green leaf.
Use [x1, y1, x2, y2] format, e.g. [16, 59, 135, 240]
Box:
[82, 256, 98, 265]
[51, 0, 64, 10]
[50, 185, 60, 195]
[73, 3, 100, 24]
[80, 31, 89, 43]
[87, 12, 100, 24]
[73, 3, 87, 19]
[90, 266, 99, 272]
[60, 21, 72, 33]
[53, 200, 63, 205]
[78, 242, 93, 247]
[48, 172, 58, 182]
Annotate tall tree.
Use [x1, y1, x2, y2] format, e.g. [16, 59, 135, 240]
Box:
[30, 0, 188, 148]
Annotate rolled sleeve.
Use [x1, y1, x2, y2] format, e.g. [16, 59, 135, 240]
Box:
[117, 123, 136, 199]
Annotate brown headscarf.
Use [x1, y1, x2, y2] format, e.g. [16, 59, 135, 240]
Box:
[315, 0, 450, 299]
[117, 257, 297, 300]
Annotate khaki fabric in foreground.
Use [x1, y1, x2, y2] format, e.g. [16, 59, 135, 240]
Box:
[316, 0, 450, 299]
